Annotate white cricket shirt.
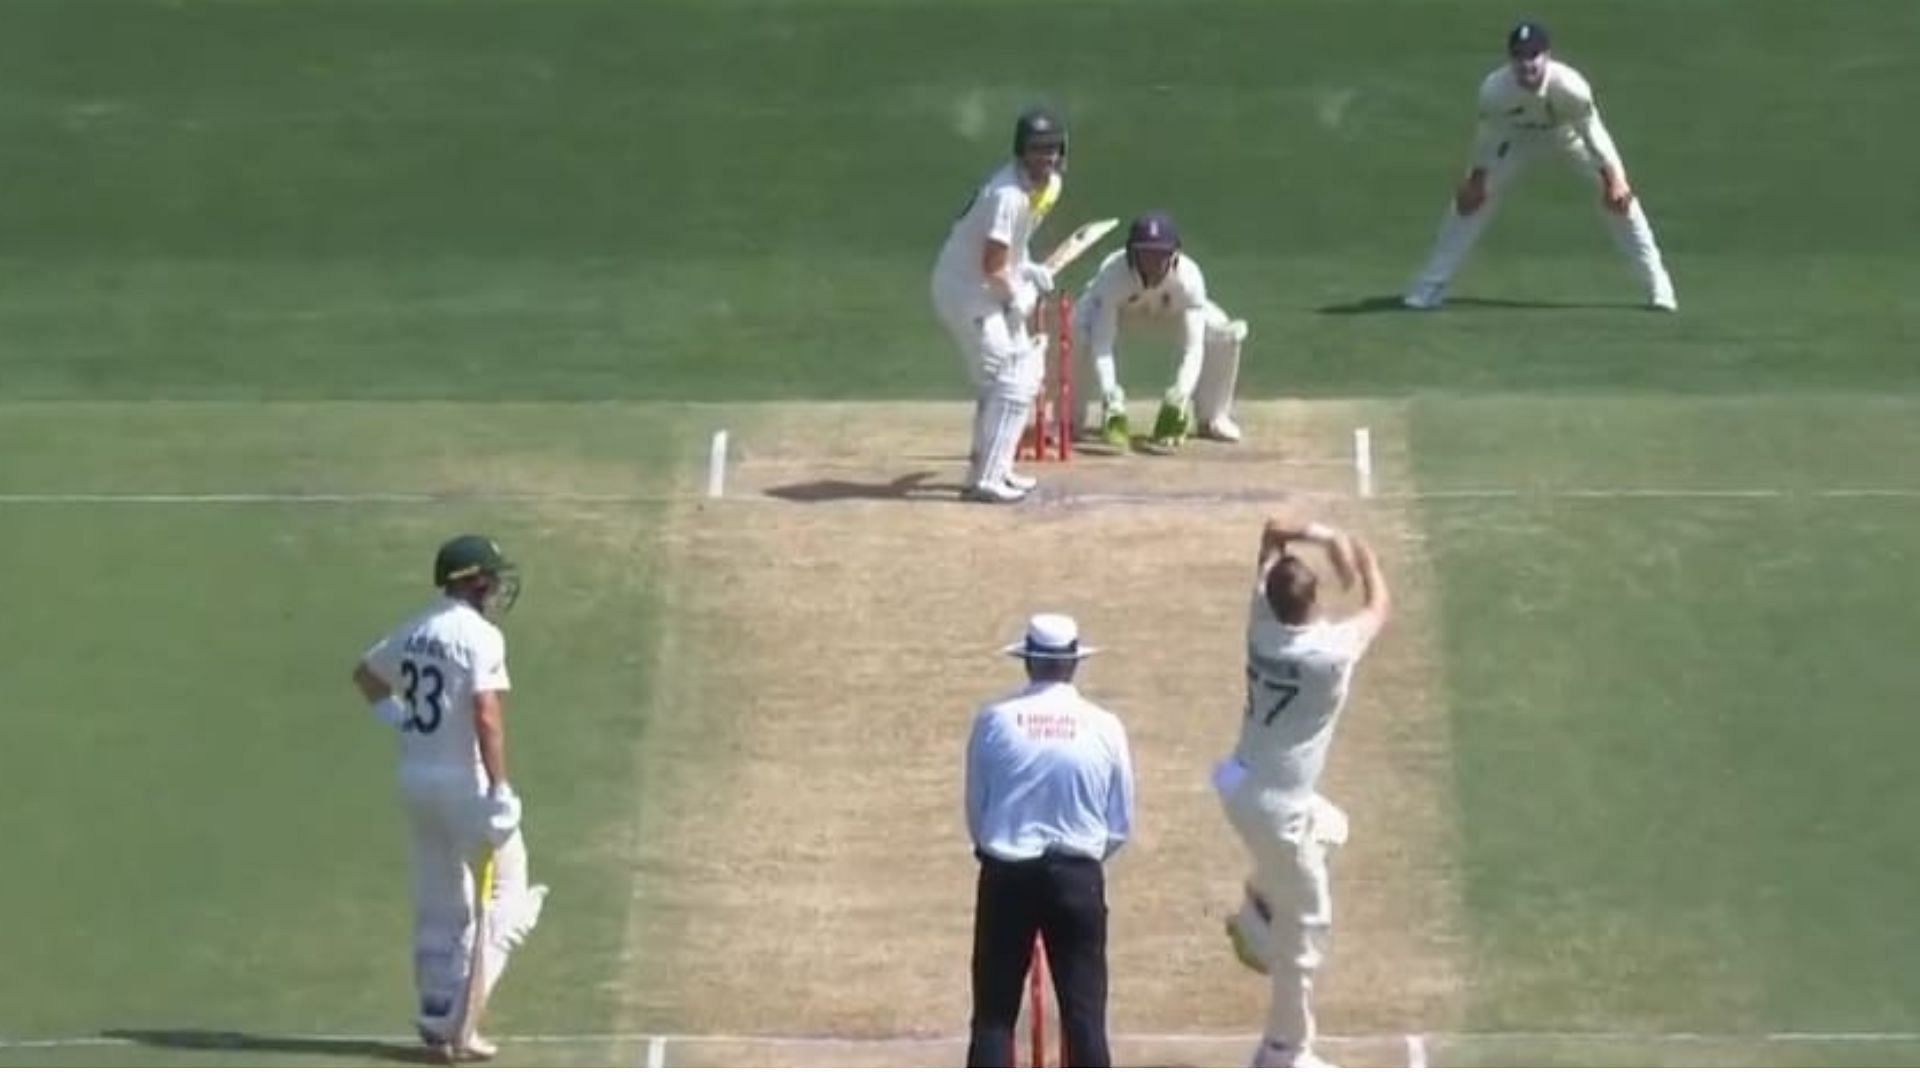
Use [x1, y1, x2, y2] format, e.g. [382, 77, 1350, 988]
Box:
[1470, 59, 1623, 174]
[966, 681, 1134, 862]
[932, 162, 1054, 319]
[1074, 249, 1211, 376]
[362, 596, 512, 780]
[1233, 587, 1382, 801]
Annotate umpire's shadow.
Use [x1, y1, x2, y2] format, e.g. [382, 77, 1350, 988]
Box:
[100, 1028, 430, 1064]
[1318, 293, 1641, 314]
[763, 470, 955, 503]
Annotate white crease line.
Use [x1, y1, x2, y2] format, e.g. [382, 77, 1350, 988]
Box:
[3, 487, 1920, 508]
[1354, 426, 1374, 498]
[646, 1035, 667, 1068]
[1406, 1033, 1427, 1068]
[12, 1030, 1920, 1053]
[707, 429, 730, 499]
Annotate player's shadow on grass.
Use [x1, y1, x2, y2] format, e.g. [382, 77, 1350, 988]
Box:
[763, 469, 956, 503]
[1317, 293, 1641, 314]
[100, 1028, 431, 1064]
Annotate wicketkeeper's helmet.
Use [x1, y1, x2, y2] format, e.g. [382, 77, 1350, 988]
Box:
[1126, 211, 1181, 255]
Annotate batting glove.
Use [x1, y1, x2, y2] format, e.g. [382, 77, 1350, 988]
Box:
[484, 783, 523, 846]
[1008, 279, 1040, 321]
[1021, 263, 1056, 296]
[369, 697, 409, 731]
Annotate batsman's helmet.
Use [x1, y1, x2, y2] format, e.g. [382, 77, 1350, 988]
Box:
[434, 533, 522, 617]
[1012, 107, 1068, 159]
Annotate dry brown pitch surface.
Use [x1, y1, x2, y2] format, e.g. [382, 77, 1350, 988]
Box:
[617, 402, 1462, 1066]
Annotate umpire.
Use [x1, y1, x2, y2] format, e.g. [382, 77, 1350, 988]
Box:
[964, 613, 1136, 1068]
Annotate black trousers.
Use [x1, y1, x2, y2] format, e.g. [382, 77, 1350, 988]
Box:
[966, 851, 1110, 1068]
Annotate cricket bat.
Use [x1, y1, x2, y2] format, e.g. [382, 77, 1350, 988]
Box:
[451, 850, 497, 1055]
[1041, 217, 1121, 275]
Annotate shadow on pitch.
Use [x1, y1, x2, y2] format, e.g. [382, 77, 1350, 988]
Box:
[763, 469, 956, 503]
[1318, 293, 1641, 314]
[100, 1028, 430, 1064]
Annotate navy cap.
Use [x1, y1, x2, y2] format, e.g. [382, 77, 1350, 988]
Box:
[1507, 20, 1550, 57]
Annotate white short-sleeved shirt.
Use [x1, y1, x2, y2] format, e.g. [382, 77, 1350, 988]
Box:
[966, 681, 1134, 862]
[362, 596, 511, 780]
[932, 162, 1055, 318]
[1234, 587, 1382, 800]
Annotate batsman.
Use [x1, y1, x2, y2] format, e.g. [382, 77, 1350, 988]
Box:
[351, 534, 550, 1062]
[930, 106, 1068, 503]
[1072, 212, 1249, 453]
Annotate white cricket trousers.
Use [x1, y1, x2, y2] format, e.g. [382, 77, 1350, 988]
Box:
[931, 279, 1044, 488]
[1409, 131, 1674, 305]
[402, 774, 533, 1029]
[1218, 768, 1346, 1054]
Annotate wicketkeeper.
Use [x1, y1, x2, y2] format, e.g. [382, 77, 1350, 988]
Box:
[1072, 212, 1248, 453]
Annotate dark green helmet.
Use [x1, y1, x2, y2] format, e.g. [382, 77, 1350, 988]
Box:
[1012, 107, 1068, 159]
[433, 534, 522, 617]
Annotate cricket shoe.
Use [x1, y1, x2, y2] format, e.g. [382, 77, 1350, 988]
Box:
[1251, 1041, 1338, 1069]
[417, 1022, 498, 1064]
[1004, 470, 1038, 493]
[1649, 294, 1678, 313]
[1401, 284, 1445, 311]
[1199, 416, 1243, 443]
[439, 1033, 499, 1065]
[962, 478, 1029, 504]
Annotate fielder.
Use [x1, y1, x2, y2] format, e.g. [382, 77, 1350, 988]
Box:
[1215, 516, 1389, 1068]
[931, 107, 1067, 503]
[1073, 212, 1248, 453]
[1404, 21, 1677, 311]
[351, 534, 549, 1063]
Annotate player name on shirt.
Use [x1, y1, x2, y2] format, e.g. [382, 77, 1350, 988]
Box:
[1016, 712, 1079, 740]
[402, 631, 462, 664]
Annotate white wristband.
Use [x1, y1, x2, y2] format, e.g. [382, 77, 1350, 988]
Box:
[370, 697, 409, 731]
[1303, 523, 1338, 542]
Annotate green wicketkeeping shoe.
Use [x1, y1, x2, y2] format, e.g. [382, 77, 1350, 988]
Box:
[1100, 406, 1131, 450]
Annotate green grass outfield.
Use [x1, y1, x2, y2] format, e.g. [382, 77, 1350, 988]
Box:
[4, 0, 1920, 1067]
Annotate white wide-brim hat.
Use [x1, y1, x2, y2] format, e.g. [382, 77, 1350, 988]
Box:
[1003, 612, 1102, 660]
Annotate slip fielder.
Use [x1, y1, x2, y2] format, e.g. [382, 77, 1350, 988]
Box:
[1404, 21, 1678, 311]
